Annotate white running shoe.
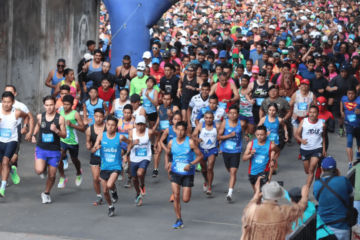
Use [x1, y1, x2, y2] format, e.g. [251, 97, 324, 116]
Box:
[226, 193, 232, 202]
[75, 170, 83, 187]
[203, 182, 209, 192]
[41, 192, 51, 204]
[39, 169, 47, 179]
[63, 155, 69, 170]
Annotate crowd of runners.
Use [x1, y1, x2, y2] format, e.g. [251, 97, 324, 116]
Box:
[2, 0, 360, 235]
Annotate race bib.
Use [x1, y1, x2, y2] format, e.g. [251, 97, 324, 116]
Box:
[256, 98, 265, 106]
[225, 140, 237, 150]
[254, 154, 265, 164]
[135, 147, 147, 157]
[160, 120, 170, 130]
[298, 102, 307, 110]
[269, 133, 278, 142]
[321, 119, 326, 123]
[219, 102, 227, 110]
[42, 133, 54, 142]
[348, 114, 356, 122]
[115, 110, 123, 118]
[104, 153, 115, 162]
[0, 128, 11, 138]
[143, 102, 151, 108]
[66, 128, 70, 139]
[94, 149, 101, 157]
[175, 162, 189, 173]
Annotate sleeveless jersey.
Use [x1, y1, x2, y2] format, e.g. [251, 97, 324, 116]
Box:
[167, 125, 177, 143]
[133, 106, 144, 119]
[197, 106, 226, 124]
[85, 98, 104, 126]
[142, 89, 156, 114]
[100, 132, 122, 171]
[182, 75, 198, 103]
[0, 107, 18, 143]
[37, 112, 61, 151]
[59, 110, 78, 145]
[264, 116, 280, 145]
[220, 119, 242, 153]
[61, 80, 77, 98]
[239, 86, 253, 117]
[113, 99, 130, 118]
[171, 136, 195, 175]
[248, 139, 271, 175]
[294, 90, 314, 117]
[86, 60, 102, 88]
[158, 104, 173, 130]
[90, 124, 106, 160]
[199, 123, 218, 150]
[215, 82, 233, 112]
[301, 118, 323, 150]
[117, 117, 134, 149]
[130, 128, 152, 163]
[252, 80, 270, 106]
[52, 69, 65, 95]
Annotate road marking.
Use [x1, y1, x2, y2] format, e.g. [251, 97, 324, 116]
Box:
[192, 220, 241, 226]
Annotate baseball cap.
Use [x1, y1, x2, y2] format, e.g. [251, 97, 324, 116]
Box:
[340, 65, 347, 71]
[300, 16, 308, 21]
[321, 156, 337, 169]
[135, 115, 146, 124]
[219, 50, 226, 58]
[288, 187, 302, 200]
[252, 66, 259, 73]
[164, 35, 171, 43]
[162, 51, 170, 59]
[84, 53, 93, 61]
[322, 36, 328, 43]
[259, 69, 267, 76]
[130, 94, 141, 102]
[152, 58, 160, 64]
[137, 62, 146, 71]
[269, 25, 276, 30]
[142, 51, 151, 59]
[198, 50, 206, 55]
[315, 66, 323, 72]
[334, 44, 340, 53]
[300, 79, 310, 85]
[246, 31, 254, 37]
[273, 52, 281, 58]
[268, 84, 279, 91]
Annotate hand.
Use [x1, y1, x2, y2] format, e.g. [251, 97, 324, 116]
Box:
[318, 89, 324, 93]
[165, 162, 171, 171]
[31, 135, 37, 144]
[133, 139, 140, 145]
[183, 164, 191, 171]
[50, 123, 58, 132]
[25, 133, 31, 141]
[250, 99, 256, 105]
[66, 120, 71, 127]
[195, 138, 203, 143]
[292, 113, 298, 120]
[301, 185, 309, 198]
[250, 148, 256, 156]
[76, 95, 80, 100]
[145, 91, 150, 99]
[86, 142, 92, 150]
[229, 131, 236, 137]
[177, 90, 182, 98]
[20, 126, 27, 134]
[85, 118, 93, 125]
[331, 86, 338, 91]
[167, 109, 173, 117]
[341, 111, 345, 118]
[301, 139, 308, 145]
[222, 99, 228, 103]
[269, 160, 275, 168]
[82, 65, 87, 72]
[95, 144, 102, 150]
[323, 149, 327, 157]
[84, 86, 88, 93]
[354, 109, 360, 114]
[284, 132, 289, 142]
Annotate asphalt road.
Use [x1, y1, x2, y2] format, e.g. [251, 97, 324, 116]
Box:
[0, 126, 352, 240]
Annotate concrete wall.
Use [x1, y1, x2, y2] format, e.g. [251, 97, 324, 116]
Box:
[0, 0, 99, 112]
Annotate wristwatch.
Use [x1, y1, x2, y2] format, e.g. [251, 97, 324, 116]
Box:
[55, 130, 60, 134]
[272, 159, 276, 163]
[189, 162, 194, 168]
[23, 124, 28, 128]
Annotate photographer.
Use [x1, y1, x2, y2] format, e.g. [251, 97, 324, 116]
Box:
[240, 178, 309, 240]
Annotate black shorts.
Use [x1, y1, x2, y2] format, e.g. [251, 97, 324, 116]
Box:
[0, 141, 18, 162]
[222, 152, 241, 169]
[90, 154, 101, 166]
[60, 142, 79, 158]
[300, 147, 323, 161]
[147, 112, 158, 121]
[100, 170, 121, 181]
[170, 171, 194, 187]
[181, 101, 190, 110]
[332, 101, 341, 118]
[14, 142, 21, 156]
[248, 172, 269, 185]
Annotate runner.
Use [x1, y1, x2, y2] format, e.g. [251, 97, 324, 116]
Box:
[294, 106, 326, 187]
[82, 49, 103, 94]
[140, 76, 159, 137]
[85, 108, 106, 205]
[239, 75, 255, 142]
[192, 111, 219, 195]
[187, 82, 210, 130]
[98, 78, 115, 112]
[165, 121, 203, 229]
[0, 91, 33, 197]
[31, 95, 66, 203]
[243, 125, 279, 190]
[111, 88, 130, 119]
[57, 95, 86, 189]
[128, 115, 160, 206]
[83, 86, 108, 126]
[55, 85, 78, 113]
[130, 94, 146, 120]
[340, 86, 360, 168]
[92, 116, 129, 217]
[217, 105, 242, 201]
[195, 94, 227, 126]
[53, 68, 81, 100]
[117, 104, 134, 188]
[153, 92, 179, 178]
[45, 59, 66, 96]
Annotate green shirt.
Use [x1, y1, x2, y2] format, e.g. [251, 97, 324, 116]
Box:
[129, 76, 160, 99]
[59, 110, 78, 145]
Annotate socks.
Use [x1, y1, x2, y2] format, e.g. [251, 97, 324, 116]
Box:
[1, 181, 7, 189]
[109, 205, 114, 208]
[110, 189, 116, 193]
[44, 192, 50, 195]
[97, 194, 102, 198]
[228, 188, 233, 195]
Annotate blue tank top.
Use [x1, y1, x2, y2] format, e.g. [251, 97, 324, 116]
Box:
[220, 119, 242, 153]
[142, 89, 156, 114]
[85, 99, 104, 126]
[249, 139, 271, 175]
[167, 125, 177, 143]
[86, 60, 102, 88]
[159, 104, 173, 130]
[100, 132, 122, 171]
[52, 69, 65, 96]
[171, 136, 195, 175]
[264, 116, 280, 145]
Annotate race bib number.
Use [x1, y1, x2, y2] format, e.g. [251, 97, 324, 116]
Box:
[94, 149, 101, 157]
[135, 148, 147, 157]
[143, 102, 151, 108]
[254, 154, 265, 164]
[298, 102, 307, 110]
[225, 140, 237, 150]
[160, 120, 170, 130]
[105, 153, 115, 162]
[348, 114, 356, 122]
[269, 133, 278, 142]
[0, 128, 11, 138]
[219, 102, 227, 110]
[256, 98, 265, 106]
[175, 162, 189, 173]
[42, 133, 54, 142]
[115, 110, 123, 118]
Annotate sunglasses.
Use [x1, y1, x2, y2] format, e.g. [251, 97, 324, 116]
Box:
[188, 70, 195, 72]
[57, 65, 65, 68]
[193, 38, 199, 40]
[123, 62, 130, 66]
[258, 74, 266, 77]
[152, 47, 159, 50]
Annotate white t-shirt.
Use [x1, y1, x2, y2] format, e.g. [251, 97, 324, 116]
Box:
[301, 118, 323, 150]
[188, 94, 209, 127]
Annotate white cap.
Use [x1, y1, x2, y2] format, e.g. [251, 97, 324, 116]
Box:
[135, 115, 146, 124]
[179, 38, 187, 46]
[322, 36, 328, 42]
[305, 9, 311, 12]
[341, 8, 347, 12]
[142, 51, 151, 59]
[137, 62, 146, 71]
[269, 25, 276, 30]
[252, 24, 259, 29]
[300, 16, 308, 21]
[180, 30, 187, 37]
[294, 29, 300, 33]
[84, 53, 93, 61]
[338, 25, 343, 32]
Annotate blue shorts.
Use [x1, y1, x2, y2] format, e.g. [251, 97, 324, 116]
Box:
[345, 124, 360, 148]
[35, 146, 61, 167]
[239, 115, 255, 125]
[0, 141, 18, 162]
[60, 142, 79, 158]
[130, 160, 150, 177]
[300, 147, 323, 161]
[199, 147, 218, 161]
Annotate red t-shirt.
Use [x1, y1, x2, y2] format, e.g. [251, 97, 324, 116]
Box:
[98, 86, 115, 111]
[150, 67, 165, 84]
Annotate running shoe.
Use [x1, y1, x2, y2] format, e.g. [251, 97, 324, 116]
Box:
[108, 206, 115, 217]
[349, 162, 353, 170]
[124, 178, 132, 188]
[63, 155, 69, 170]
[75, 170, 83, 187]
[111, 189, 118, 203]
[169, 194, 174, 202]
[0, 188, 5, 197]
[39, 169, 47, 179]
[152, 169, 159, 178]
[140, 186, 146, 198]
[196, 164, 201, 172]
[93, 196, 103, 206]
[339, 128, 345, 137]
[10, 165, 20, 185]
[57, 177, 68, 188]
[173, 219, 184, 229]
[226, 193, 232, 202]
[118, 170, 123, 181]
[41, 192, 51, 204]
[135, 194, 142, 206]
[298, 154, 302, 160]
[203, 182, 208, 192]
[206, 188, 212, 195]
